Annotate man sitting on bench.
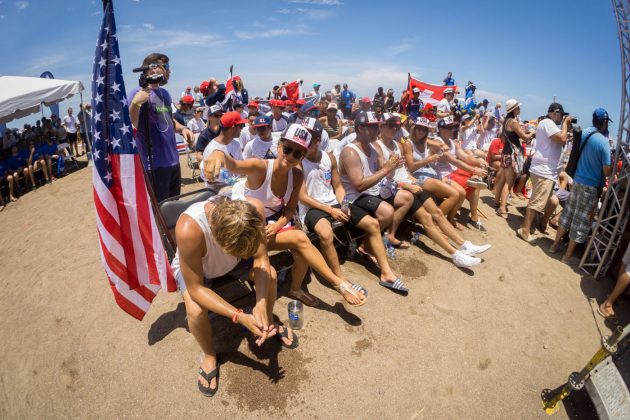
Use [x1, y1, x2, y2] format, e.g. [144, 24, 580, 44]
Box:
[172, 196, 292, 397]
[298, 117, 401, 295]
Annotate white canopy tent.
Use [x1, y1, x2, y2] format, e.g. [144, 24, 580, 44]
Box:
[0, 76, 84, 124]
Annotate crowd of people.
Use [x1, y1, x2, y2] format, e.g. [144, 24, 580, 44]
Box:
[0, 107, 91, 210]
[68, 52, 630, 396]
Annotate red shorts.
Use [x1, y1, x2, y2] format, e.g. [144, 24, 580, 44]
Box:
[447, 168, 473, 195]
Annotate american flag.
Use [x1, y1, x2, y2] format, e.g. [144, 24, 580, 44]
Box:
[91, 0, 177, 321]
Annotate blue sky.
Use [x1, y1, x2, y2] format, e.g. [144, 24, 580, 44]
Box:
[0, 0, 621, 132]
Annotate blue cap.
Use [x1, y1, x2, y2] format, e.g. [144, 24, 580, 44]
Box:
[593, 108, 612, 122]
[252, 115, 272, 127]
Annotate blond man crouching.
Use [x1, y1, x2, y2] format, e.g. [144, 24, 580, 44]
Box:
[171, 196, 298, 397]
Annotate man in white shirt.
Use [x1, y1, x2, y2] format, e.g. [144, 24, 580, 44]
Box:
[518, 103, 572, 242]
[62, 107, 80, 157]
[436, 88, 454, 118]
[243, 115, 278, 159]
[238, 112, 258, 150]
[268, 99, 288, 133]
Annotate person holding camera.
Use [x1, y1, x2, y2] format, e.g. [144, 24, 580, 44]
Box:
[128, 53, 194, 202]
[550, 108, 613, 262]
[518, 102, 571, 242]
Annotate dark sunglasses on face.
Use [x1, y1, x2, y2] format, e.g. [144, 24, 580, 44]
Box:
[148, 62, 169, 71]
[212, 113, 223, 118]
[256, 126, 270, 132]
[282, 144, 305, 159]
[363, 124, 379, 131]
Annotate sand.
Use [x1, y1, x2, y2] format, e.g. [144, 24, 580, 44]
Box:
[0, 154, 627, 419]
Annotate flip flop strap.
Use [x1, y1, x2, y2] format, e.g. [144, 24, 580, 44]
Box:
[199, 367, 218, 381]
[392, 278, 405, 290]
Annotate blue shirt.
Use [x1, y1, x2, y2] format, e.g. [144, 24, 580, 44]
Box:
[42, 141, 58, 156]
[7, 154, 26, 170]
[443, 77, 455, 86]
[407, 98, 423, 119]
[340, 89, 355, 108]
[127, 86, 179, 170]
[574, 127, 612, 188]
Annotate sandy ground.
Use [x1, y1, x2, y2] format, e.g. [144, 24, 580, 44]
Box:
[0, 153, 628, 419]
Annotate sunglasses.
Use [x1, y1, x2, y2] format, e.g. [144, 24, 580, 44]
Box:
[212, 113, 223, 118]
[148, 62, 169, 71]
[362, 124, 379, 131]
[282, 144, 305, 159]
[256, 126, 270, 132]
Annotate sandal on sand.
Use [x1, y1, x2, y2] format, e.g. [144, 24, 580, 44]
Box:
[390, 240, 410, 249]
[198, 364, 220, 397]
[496, 209, 508, 219]
[379, 278, 409, 293]
[277, 326, 299, 349]
[357, 247, 379, 267]
[288, 289, 320, 307]
[597, 305, 616, 320]
[335, 281, 368, 307]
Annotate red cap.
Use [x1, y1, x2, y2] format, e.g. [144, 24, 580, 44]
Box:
[186, 86, 191, 90]
[296, 99, 306, 106]
[247, 101, 259, 108]
[360, 97, 372, 104]
[284, 100, 295, 107]
[220, 111, 248, 128]
[181, 95, 194, 105]
[200, 80, 209, 95]
[270, 99, 284, 107]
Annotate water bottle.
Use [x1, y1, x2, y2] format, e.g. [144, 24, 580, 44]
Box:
[410, 231, 421, 245]
[340, 195, 350, 215]
[288, 300, 304, 330]
[219, 167, 237, 185]
[383, 233, 396, 260]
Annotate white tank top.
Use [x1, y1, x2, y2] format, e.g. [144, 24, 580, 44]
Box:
[244, 159, 294, 218]
[171, 199, 240, 281]
[339, 143, 380, 201]
[299, 152, 338, 221]
[434, 137, 457, 179]
[411, 140, 439, 178]
[376, 139, 408, 183]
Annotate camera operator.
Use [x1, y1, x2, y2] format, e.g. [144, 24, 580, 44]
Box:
[550, 108, 613, 262]
[128, 53, 194, 202]
[518, 102, 571, 242]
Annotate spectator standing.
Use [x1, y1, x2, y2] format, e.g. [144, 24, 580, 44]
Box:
[443, 71, 456, 86]
[407, 87, 424, 120]
[384, 89, 395, 112]
[340, 83, 356, 119]
[193, 86, 203, 107]
[77, 104, 92, 157]
[195, 104, 223, 163]
[518, 103, 572, 241]
[181, 86, 192, 98]
[436, 88, 455, 118]
[128, 53, 194, 202]
[550, 108, 613, 262]
[62, 107, 80, 157]
[187, 108, 206, 140]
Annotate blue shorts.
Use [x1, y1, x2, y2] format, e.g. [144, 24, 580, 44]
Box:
[176, 257, 253, 293]
[413, 171, 440, 186]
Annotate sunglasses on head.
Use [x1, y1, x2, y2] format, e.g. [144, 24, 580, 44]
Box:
[282, 143, 305, 159]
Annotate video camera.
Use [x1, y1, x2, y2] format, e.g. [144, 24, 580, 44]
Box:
[132, 65, 166, 88]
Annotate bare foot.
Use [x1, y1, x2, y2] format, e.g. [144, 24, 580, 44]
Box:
[276, 325, 297, 347]
[288, 289, 320, 307]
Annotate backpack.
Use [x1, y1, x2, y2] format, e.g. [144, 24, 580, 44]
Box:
[565, 128, 597, 178]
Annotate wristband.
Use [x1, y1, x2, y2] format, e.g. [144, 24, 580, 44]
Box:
[231, 309, 243, 324]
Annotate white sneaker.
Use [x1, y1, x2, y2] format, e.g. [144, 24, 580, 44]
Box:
[459, 241, 492, 256]
[452, 250, 482, 268]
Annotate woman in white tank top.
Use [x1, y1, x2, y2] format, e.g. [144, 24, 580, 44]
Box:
[401, 117, 461, 224]
[204, 123, 368, 307]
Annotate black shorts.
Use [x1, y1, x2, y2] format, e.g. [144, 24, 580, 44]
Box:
[304, 204, 369, 232]
[67, 132, 78, 143]
[384, 190, 431, 215]
[352, 194, 386, 216]
[151, 163, 181, 203]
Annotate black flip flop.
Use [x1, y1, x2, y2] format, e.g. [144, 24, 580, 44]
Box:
[277, 326, 299, 349]
[198, 364, 220, 397]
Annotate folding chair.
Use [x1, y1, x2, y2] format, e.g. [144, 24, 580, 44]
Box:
[57, 142, 79, 171]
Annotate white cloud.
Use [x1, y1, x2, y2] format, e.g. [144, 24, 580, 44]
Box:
[0, 15, 5, 19]
[25, 54, 67, 73]
[131, 0, 140, 2]
[117, 26, 228, 51]
[277, 7, 334, 19]
[14, 0, 28, 9]
[235, 25, 309, 40]
[288, 0, 342, 5]
[388, 43, 413, 56]
[142, 23, 155, 30]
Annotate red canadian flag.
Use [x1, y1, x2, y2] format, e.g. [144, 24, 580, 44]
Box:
[408, 74, 458, 106]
